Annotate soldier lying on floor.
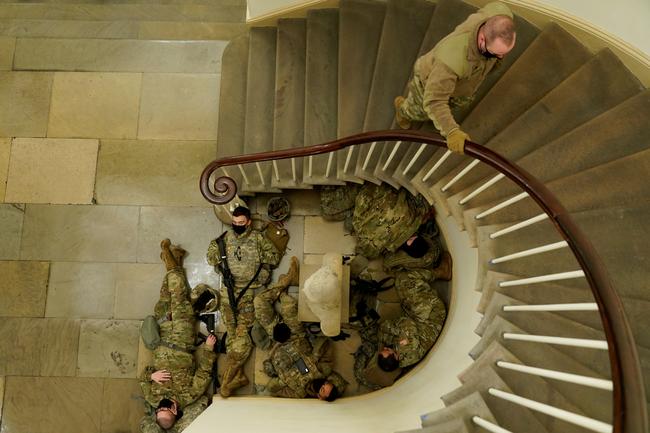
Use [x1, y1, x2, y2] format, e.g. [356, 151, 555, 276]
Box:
[254, 257, 348, 401]
[139, 239, 218, 433]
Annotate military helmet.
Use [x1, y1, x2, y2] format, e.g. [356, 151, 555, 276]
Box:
[267, 197, 290, 222]
[191, 284, 219, 314]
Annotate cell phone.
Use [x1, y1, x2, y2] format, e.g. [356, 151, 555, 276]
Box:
[294, 358, 309, 375]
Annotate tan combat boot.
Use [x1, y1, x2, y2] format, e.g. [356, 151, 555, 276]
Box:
[277, 256, 300, 288]
[219, 363, 237, 398]
[170, 245, 186, 268]
[394, 96, 411, 130]
[160, 239, 179, 271]
[433, 252, 453, 281]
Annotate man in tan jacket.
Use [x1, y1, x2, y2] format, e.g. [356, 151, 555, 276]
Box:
[395, 2, 516, 153]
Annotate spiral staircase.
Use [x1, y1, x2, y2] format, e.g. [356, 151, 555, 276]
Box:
[197, 0, 650, 432]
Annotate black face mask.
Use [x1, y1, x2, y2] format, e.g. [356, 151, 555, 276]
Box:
[232, 224, 247, 235]
[158, 398, 174, 409]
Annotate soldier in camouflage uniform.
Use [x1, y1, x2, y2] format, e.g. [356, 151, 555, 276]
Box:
[139, 239, 217, 433]
[256, 260, 347, 400]
[206, 206, 281, 397]
[352, 183, 431, 259]
[394, 2, 516, 154]
[319, 184, 361, 232]
[376, 235, 451, 370]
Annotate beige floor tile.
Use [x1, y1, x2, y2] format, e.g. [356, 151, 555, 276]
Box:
[95, 139, 218, 206]
[0, 137, 10, 201]
[46, 262, 117, 319]
[303, 216, 356, 255]
[274, 216, 304, 278]
[0, 261, 48, 317]
[0, 71, 52, 137]
[0, 19, 139, 39]
[0, 204, 23, 259]
[5, 138, 98, 205]
[331, 331, 361, 397]
[137, 206, 223, 264]
[2, 376, 102, 433]
[303, 253, 324, 265]
[138, 21, 246, 40]
[0, 376, 4, 421]
[255, 190, 322, 217]
[113, 263, 162, 320]
[77, 319, 140, 378]
[101, 378, 143, 433]
[40, 318, 80, 376]
[0, 37, 14, 70]
[0, 318, 43, 375]
[14, 38, 225, 73]
[47, 72, 141, 139]
[253, 347, 271, 388]
[138, 73, 219, 140]
[21, 204, 139, 262]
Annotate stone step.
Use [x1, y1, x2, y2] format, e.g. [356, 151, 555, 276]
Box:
[0, 3, 245, 21]
[353, 0, 434, 183]
[398, 418, 470, 433]
[12, 37, 226, 72]
[271, 18, 310, 189]
[241, 26, 280, 194]
[472, 313, 611, 380]
[302, 8, 343, 186]
[214, 33, 248, 192]
[462, 146, 650, 245]
[442, 365, 551, 433]
[459, 341, 602, 429]
[335, 0, 385, 183]
[410, 23, 591, 204]
[420, 391, 497, 429]
[442, 50, 645, 226]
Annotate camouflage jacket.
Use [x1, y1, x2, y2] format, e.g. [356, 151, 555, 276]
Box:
[207, 226, 281, 289]
[352, 184, 430, 259]
[139, 395, 208, 433]
[414, 2, 513, 135]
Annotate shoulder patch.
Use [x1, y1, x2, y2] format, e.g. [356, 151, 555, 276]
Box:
[433, 33, 470, 77]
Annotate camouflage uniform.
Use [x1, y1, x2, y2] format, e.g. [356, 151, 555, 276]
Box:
[139, 269, 217, 432]
[206, 226, 281, 392]
[319, 184, 361, 232]
[259, 292, 347, 398]
[397, 2, 514, 136]
[379, 237, 447, 368]
[352, 183, 430, 259]
[353, 321, 383, 391]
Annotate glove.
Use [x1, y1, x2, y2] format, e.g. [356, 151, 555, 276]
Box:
[446, 128, 469, 154]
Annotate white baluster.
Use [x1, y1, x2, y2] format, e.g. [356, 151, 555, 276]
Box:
[421, 149, 451, 182]
[489, 213, 548, 239]
[490, 241, 568, 264]
[442, 160, 480, 192]
[503, 333, 608, 350]
[496, 361, 613, 391]
[382, 141, 402, 171]
[460, 173, 505, 205]
[475, 192, 529, 220]
[499, 270, 585, 287]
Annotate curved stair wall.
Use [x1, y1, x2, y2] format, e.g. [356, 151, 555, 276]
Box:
[199, 0, 650, 432]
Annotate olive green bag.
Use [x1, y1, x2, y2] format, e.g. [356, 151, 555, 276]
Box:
[264, 222, 290, 256]
[140, 315, 161, 350]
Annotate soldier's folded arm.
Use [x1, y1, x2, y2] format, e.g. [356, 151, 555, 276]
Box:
[138, 365, 159, 407]
[422, 61, 460, 137]
[258, 233, 281, 268]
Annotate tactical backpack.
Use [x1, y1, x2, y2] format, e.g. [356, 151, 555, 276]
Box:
[140, 315, 161, 350]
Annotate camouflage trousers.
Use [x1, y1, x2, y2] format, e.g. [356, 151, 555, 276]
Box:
[398, 75, 473, 129]
[254, 287, 302, 338]
[140, 396, 208, 433]
[219, 288, 256, 388]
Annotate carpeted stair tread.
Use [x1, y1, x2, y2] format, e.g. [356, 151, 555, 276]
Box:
[241, 26, 280, 193]
[336, 0, 386, 183]
[272, 18, 310, 189]
[420, 391, 496, 428]
[214, 32, 248, 189]
[303, 8, 343, 186]
[398, 418, 469, 433]
[353, 0, 435, 183]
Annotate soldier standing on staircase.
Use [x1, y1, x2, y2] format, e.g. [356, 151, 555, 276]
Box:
[206, 206, 281, 397]
[394, 1, 516, 154]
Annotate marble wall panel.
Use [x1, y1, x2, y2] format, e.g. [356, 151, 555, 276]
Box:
[95, 139, 217, 206]
[47, 72, 141, 139]
[40, 318, 80, 377]
[0, 260, 48, 317]
[100, 378, 143, 433]
[137, 206, 222, 264]
[0, 36, 14, 70]
[2, 376, 103, 433]
[138, 73, 220, 140]
[0, 138, 10, 201]
[303, 216, 356, 255]
[0, 19, 138, 38]
[21, 204, 139, 262]
[0, 318, 43, 375]
[46, 262, 117, 319]
[76, 319, 140, 378]
[4, 138, 98, 205]
[14, 38, 225, 73]
[0, 71, 52, 137]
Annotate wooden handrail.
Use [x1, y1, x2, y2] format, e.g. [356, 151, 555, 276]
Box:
[199, 129, 647, 433]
